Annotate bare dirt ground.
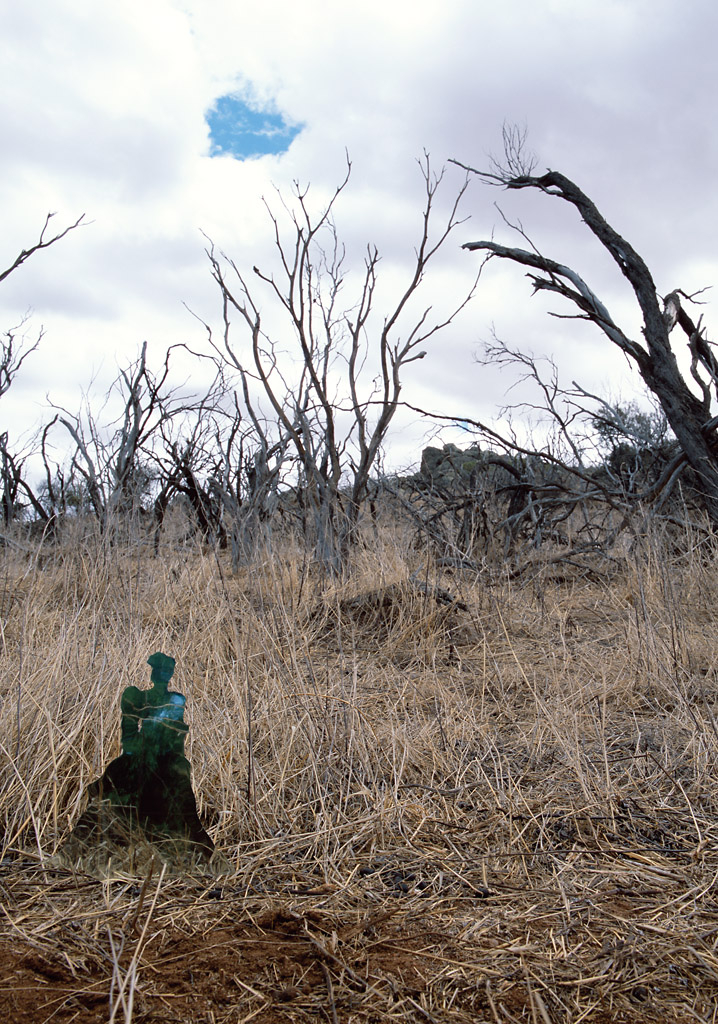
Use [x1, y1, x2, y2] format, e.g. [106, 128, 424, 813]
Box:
[5, 837, 714, 1024]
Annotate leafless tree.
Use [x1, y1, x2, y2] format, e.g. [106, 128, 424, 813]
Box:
[0, 212, 86, 406]
[48, 343, 224, 539]
[0, 432, 46, 526]
[148, 392, 236, 553]
[401, 333, 688, 573]
[452, 137, 718, 525]
[204, 155, 476, 573]
[0, 213, 85, 532]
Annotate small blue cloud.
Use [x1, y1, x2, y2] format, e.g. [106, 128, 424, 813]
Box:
[206, 94, 302, 159]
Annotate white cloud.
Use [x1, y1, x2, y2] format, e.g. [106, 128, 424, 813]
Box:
[0, 0, 716, 472]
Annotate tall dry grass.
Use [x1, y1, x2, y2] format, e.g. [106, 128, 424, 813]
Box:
[3, 513, 718, 1019]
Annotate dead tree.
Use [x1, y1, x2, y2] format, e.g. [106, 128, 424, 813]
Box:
[0, 213, 85, 528]
[452, 141, 718, 525]
[49, 344, 219, 536]
[150, 411, 231, 552]
[0, 433, 41, 525]
[0, 212, 86, 399]
[204, 155, 476, 573]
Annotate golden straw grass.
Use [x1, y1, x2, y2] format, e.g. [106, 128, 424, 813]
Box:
[2, 517, 718, 1021]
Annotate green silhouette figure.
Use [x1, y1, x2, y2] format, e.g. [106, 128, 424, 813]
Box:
[121, 652, 189, 760]
[87, 652, 213, 858]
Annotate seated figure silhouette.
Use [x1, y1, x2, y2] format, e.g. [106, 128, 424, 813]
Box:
[86, 652, 213, 858]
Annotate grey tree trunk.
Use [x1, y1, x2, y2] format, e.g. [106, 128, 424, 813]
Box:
[457, 165, 718, 523]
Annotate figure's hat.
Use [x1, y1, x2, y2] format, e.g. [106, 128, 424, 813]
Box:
[147, 651, 176, 674]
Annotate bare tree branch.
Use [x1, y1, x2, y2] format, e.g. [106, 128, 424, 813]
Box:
[204, 156, 475, 572]
[0, 213, 86, 284]
[453, 132, 718, 523]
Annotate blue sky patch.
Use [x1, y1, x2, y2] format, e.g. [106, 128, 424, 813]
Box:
[206, 94, 302, 159]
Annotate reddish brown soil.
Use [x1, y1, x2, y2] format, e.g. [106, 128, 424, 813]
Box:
[4, 912, 442, 1024]
[3, 831, 716, 1024]
[0, 892, 679, 1024]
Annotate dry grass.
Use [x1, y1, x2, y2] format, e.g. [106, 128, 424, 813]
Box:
[3, 517, 718, 1022]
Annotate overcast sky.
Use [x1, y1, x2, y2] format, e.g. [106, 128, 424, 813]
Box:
[1, 0, 716, 469]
